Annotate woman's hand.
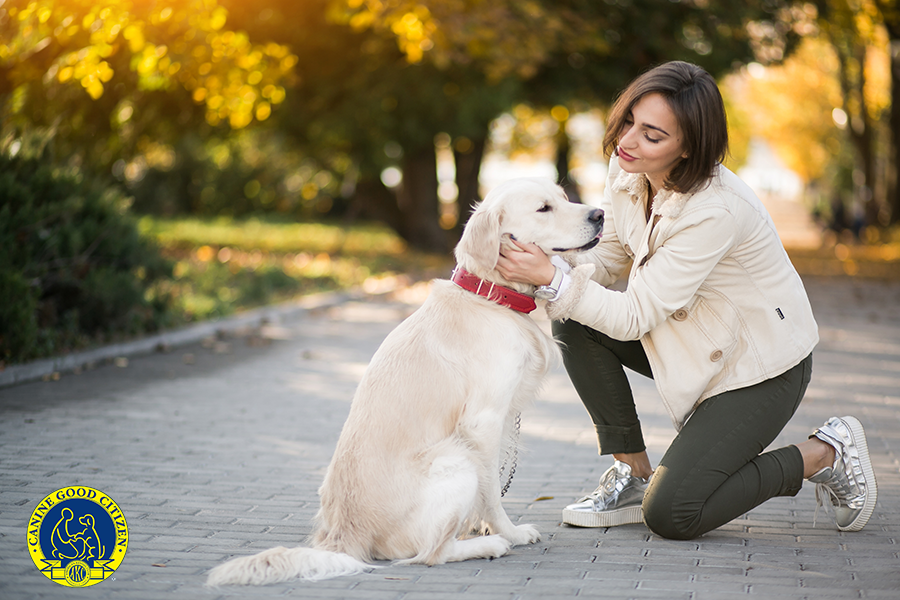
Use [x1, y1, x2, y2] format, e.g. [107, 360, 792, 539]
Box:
[496, 238, 556, 286]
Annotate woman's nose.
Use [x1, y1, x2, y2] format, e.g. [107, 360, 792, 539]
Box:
[619, 125, 637, 148]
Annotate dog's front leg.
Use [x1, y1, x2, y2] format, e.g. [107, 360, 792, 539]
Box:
[466, 409, 540, 547]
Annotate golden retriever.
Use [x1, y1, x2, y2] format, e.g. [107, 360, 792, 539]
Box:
[206, 178, 604, 585]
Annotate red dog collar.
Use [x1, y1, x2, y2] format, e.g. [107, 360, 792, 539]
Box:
[450, 267, 537, 314]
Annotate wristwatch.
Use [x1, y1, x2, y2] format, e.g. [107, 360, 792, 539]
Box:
[534, 266, 564, 301]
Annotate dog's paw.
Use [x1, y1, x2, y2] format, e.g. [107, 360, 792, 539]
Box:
[505, 524, 541, 546]
[481, 534, 513, 559]
[441, 534, 511, 563]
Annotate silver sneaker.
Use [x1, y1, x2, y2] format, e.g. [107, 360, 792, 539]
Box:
[562, 461, 648, 527]
[808, 416, 877, 532]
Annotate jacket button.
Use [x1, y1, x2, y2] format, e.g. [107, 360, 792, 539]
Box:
[710, 350, 723, 362]
[673, 308, 689, 321]
[624, 244, 633, 257]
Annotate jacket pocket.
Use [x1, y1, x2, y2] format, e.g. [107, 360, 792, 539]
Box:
[647, 297, 741, 428]
[683, 295, 739, 365]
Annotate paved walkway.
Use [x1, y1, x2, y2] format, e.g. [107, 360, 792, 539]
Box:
[1, 274, 899, 600]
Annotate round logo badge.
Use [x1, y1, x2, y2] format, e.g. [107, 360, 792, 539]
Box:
[27, 486, 128, 587]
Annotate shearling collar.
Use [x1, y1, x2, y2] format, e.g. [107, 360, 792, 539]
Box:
[610, 169, 693, 219]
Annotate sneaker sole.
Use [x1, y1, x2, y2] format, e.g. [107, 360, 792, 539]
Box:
[562, 505, 643, 528]
[840, 416, 878, 532]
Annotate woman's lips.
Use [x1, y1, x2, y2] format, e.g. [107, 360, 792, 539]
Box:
[618, 148, 637, 162]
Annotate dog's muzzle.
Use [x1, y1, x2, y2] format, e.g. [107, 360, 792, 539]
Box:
[552, 208, 604, 253]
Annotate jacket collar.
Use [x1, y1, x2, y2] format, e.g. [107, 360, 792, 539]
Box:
[610, 169, 693, 219]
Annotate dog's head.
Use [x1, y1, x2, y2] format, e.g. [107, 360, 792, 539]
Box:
[455, 177, 603, 281]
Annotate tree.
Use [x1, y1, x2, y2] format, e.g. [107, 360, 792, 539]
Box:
[220, 0, 525, 251]
[873, 0, 900, 223]
[1, 1, 824, 252]
[335, 0, 810, 246]
[0, 0, 295, 168]
[518, 0, 812, 201]
[814, 0, 891, 227]
[735, 39, 847, 181]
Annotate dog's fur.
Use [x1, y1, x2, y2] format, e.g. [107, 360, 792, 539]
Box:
[206, 178, 603, 586]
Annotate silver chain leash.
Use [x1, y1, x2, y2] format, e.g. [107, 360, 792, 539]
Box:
[499, 412, 521, 497]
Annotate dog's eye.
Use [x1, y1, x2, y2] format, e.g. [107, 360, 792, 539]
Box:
[537, 204, 552, 213]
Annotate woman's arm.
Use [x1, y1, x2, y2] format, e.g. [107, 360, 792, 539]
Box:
[554, 205, 737, 341]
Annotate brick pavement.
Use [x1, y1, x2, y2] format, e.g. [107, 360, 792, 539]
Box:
[1, 276, 899, 599]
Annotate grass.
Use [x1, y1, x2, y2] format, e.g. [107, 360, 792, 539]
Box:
[138, 215, 455, 324]
[139, 216, 899, 329]
[138, 215, 409, 256]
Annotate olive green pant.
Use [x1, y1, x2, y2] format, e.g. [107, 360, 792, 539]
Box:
[552, 318, 812, 540]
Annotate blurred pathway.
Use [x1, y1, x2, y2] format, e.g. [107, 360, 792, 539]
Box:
[759, 192, 822, 250]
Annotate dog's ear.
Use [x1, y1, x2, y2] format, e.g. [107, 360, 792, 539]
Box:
[455, 203, 502, 271]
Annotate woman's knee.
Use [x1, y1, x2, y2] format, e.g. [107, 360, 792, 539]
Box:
[642, 480, 699, 541]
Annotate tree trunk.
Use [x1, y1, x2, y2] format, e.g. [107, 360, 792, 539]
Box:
[454, 137, 486, 233]
[555, 123, 582, 204]
[875, 1, 900, 224]
[829, 33, 879, 228]
[890, 39, 900, 224]
[854, 44, 879, 228]
[397, 144, 449, 253]
[344, 171, 403, 233]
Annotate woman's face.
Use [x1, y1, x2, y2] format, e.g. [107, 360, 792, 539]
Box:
[616, 93, 687, 192]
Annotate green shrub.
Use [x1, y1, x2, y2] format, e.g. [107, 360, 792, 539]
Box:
[0, 269, 39, 359]
[0, 150, 173, 363]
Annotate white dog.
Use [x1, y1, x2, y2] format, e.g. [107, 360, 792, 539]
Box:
[206, 178, 604, 586]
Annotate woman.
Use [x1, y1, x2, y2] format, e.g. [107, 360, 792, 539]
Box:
[496, 61, 877, 540]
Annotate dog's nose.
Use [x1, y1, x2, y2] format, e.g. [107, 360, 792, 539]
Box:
[589, 208, 604, 226]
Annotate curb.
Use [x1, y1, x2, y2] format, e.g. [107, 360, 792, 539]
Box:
[0, 289, 361, 389]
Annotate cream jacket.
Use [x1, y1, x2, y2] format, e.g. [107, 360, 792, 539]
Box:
[548, 157, 818, 429]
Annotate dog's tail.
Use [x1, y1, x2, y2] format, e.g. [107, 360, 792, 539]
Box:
[206, 545, 372, 586]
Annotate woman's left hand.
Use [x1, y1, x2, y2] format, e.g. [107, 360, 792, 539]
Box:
[496, 239, 556, 286]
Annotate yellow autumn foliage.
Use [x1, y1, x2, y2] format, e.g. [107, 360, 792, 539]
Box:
[736, 37, 873, 183]
[0, 0, 296, 128]
[333, 0, 567, 81]
[734, 0, 890, 185]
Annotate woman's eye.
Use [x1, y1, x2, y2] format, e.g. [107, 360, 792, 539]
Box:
[537, 205, 551, 213]
[644, 133, 660, 144]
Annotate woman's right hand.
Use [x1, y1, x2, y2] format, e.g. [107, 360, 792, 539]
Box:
[496, 239, 556, 286]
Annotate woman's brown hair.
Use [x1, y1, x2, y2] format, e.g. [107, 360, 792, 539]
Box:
[602, 61, 728, 194]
